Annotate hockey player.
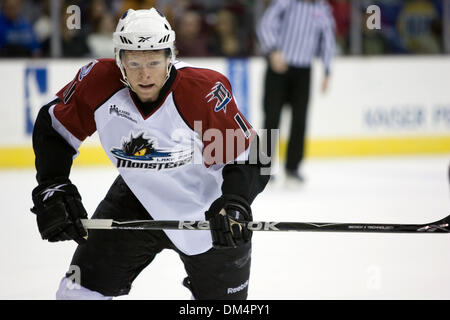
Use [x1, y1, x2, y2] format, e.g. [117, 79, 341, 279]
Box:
[30, 8, 269, 300]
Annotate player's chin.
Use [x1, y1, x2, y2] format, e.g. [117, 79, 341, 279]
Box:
[136, 89, 158, 103]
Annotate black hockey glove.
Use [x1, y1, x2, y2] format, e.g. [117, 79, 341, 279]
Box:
[205, 194, 252, 249]
[31, 177, 88, 245]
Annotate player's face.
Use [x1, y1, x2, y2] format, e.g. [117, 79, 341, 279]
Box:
[122, 50, 170, 103]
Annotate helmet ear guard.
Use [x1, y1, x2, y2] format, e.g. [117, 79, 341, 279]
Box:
[113, 8, 176, 89]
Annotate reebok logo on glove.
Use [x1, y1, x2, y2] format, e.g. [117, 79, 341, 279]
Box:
[41, 183, 68, 201]
[31, 178, 88, 245]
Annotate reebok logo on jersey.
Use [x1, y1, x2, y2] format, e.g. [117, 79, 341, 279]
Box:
[41, 184, 68, 201]
[206, 82, 232, 113]
[111, 132, 193, 170]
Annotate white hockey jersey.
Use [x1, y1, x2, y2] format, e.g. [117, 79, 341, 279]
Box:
[48, 58, 255, 255]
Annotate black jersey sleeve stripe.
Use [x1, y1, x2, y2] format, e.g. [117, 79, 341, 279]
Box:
[234, 113, 251, 139]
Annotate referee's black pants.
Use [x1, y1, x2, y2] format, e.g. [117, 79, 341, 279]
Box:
[263, 65, 311, 172]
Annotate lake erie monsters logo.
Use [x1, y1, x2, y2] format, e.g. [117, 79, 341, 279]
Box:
[111, 132, 193, 170]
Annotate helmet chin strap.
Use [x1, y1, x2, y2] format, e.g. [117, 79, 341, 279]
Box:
[162, 61, 173, 87]
[120, 77, 134, 91]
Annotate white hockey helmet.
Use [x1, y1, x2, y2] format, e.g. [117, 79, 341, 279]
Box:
[113, 8, 176, 87]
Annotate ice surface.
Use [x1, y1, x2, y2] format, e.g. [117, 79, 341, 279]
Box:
[1, 155, 449, 299]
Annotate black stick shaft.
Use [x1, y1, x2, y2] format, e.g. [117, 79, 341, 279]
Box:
[81, 216, 450, 233]
[271, 221, 448, 233]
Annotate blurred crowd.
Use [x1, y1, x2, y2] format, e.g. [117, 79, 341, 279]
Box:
[0, 0, 446, 58]
[358, 0, 445, 54]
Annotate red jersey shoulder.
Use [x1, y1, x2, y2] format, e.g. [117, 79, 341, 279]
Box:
[173, 67, 234, 128]
[79, 58, 122, 83]
[176, 67, 231, 93]
[56, 58, 124, 111]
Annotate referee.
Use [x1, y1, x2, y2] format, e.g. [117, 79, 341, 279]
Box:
[256, 0, 336, 182]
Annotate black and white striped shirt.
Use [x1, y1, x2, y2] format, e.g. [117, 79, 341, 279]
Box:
[257, 0, 336, 74]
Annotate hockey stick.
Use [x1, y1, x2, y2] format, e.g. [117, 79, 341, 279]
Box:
[81, 214, 450, 233]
